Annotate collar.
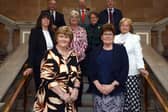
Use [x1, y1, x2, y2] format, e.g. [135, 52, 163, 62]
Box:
[119, 32, 131, 41]
[50, 10, 56, 14]
[120, 32, 131, 36]
[107, 8, 114, 13]
[80, 9, 86, 12]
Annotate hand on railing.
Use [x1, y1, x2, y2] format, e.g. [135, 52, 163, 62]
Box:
[139, 68, 149, 76]
[23, 68, 33, 76]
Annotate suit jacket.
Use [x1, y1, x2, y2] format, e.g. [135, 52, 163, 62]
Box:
[98, 8, 123, 34]
[27, 28, 55, 74]
[43, 10, 66, 28]
[78, 8, 90, 27]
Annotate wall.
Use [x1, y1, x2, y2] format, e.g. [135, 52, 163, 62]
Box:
[0, 0, 168, 22]
[0, 0, 168, 53]
[0, 23, 8, 52]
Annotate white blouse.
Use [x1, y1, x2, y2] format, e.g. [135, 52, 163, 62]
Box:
[114, 32, 145, 76]
[42, 30, 54, 50]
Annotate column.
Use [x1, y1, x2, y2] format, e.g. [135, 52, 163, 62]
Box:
[5, 26, 14, 53]
[157, 29, 164, 54]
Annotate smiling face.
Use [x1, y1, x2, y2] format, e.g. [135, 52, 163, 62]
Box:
[41, 17, 50, 28]
[69, 10, 80, 26]
[90, 13, 99, 25]
[70, 16, 79, 26]
[120, 21, 131, 34]
[56, 33, 71, 48]
[48, 0, 57, 10]
[101, 31, 114, 45]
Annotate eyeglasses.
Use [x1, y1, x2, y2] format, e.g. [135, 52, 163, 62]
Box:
[103, 33, 113, 36]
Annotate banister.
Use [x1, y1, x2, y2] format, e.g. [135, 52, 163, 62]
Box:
[143, 74, 168, 112]
[1, 63, 31, 112]
[2, 76, 30, 112]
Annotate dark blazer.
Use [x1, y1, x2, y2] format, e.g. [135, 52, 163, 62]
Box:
[98, 8, 123, 34]
[43, 10, 66, 28]
[88, 44, 129, 96]
[27, 28, 55, 74]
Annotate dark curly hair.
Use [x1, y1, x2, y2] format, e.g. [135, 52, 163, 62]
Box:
[35, 11, 53, 30]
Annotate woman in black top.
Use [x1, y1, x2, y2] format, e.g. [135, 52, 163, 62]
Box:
[88, 24, 129, 112]
[85, 11, 102, 92]
[23, 11, 55, 90]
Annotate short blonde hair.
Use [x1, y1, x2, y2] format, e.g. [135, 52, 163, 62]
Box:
[119, 18, 134, 33]
[55, 26, 73, 43]
[70, 10, 80, 19]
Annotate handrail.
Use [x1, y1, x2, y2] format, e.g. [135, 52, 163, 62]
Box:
[0, 14, 35, 27]
[143, 74, 168, 112]
[152, 17, 168, 31]
[1, 64, 31, 112]
[0, 14, 18, 29]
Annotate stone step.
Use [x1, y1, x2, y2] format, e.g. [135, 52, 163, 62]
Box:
[78, 107, 93, 112]
[0, 44, 28, 101]
[81, 93, 93, 106]
[83, 83, 89, 93]
[0, 102, 5, 110]
[83, 76, 89, 83]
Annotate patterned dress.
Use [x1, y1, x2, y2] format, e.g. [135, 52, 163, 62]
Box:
[33, 48, 80, 112]
[70, 26, 88, 62]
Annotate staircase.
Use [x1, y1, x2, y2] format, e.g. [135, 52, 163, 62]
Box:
[0, 15, 168, 111]
[78, 76, 93, 112]
[0, 50, 7, 66]
[9, 76, 93, 112]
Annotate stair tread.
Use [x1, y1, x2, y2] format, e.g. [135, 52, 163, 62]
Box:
[78, 107, 93, 112]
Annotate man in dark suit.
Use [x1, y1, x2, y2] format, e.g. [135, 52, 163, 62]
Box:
[43, 0, 66, 30]
[99, 0, 123, 34]
[78, 0, 90, 27]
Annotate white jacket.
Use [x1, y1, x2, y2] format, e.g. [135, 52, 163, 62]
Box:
[114, 32, 144, 76]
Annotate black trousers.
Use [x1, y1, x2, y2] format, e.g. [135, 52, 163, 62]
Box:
[33, 70, 41, 91]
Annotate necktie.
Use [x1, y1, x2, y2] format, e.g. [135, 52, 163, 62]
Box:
[81, 9, 85, 24]
[51, 11, 55, 23]
[109, 9, 113, 24]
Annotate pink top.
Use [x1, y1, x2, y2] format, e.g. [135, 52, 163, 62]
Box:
[70, 26, 88, 62]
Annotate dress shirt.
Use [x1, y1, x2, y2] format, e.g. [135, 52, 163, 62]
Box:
[42, 30, 54, 50]
[50, 10, 56, 21]
[107, 8, 114, 24]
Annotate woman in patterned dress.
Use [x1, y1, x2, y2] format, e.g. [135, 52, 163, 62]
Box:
[69, 9, 88, 62]
[69, 9, 88, 106]
[33, 26, 81, 112]
[115, 18, 149, 112]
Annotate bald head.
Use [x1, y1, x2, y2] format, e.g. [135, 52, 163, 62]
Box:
[79, 0, 87, 9]
[106, 0, 115, 8]
[48, 0, 57, 11]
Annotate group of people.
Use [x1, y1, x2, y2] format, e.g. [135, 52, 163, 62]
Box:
[23, 0, 149, 112]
